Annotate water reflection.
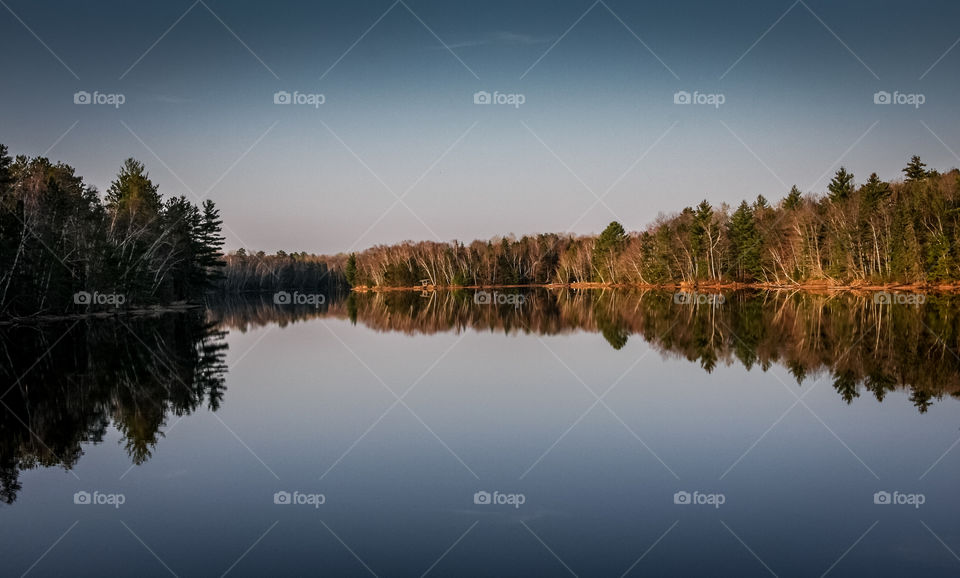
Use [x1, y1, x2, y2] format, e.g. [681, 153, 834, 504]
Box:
[213, 288, 960, 413]
[2, 288, 958, 505]
[0, 311, 227, 504]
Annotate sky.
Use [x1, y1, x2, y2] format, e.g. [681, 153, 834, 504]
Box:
[1, 0, 959, 253]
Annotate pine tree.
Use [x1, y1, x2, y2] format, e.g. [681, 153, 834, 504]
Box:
[783, 186, 803, 211]
[828, 167, 855, 202]
[728, 201, 763, 281]
[105, 158, 161, 220]
[345, 253, 358, 286]
[592, 221, 628, 282]
[859, 172, 891, 208]
[903, 155, 928, 183]
[196, 199, 226, 288]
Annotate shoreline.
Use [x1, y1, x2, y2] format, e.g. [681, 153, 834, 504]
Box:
[0, 303, 203, 325]
[4, 282, 956, 323]
[351, 281, 960, 293]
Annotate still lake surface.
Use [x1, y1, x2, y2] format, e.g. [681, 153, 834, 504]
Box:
[2, 288, 959, 577]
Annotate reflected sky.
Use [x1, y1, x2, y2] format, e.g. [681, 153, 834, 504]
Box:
[1, 290, 959, 576]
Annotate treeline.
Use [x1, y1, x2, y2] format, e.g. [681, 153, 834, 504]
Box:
[232, 156, 956, 290]
[217, 249, 347, 295]
[0, 144, 225, 317]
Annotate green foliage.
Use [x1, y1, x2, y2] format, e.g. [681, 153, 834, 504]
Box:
[783, 186, 803, 211]
[728, 201, 763, 281]
[345, 253, 358, 286]
[0, 145, 226, 316]
[859, 172, 891, 208]
[828, 167, 855, 202]
[592, 221, 628, 281]
[903, 155, 928, 182]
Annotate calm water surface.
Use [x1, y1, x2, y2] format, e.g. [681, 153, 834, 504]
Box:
[2, 289, 959, 577]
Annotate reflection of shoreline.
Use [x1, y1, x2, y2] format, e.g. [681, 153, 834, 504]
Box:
[0, 311, 228, 505]
[0, 303, 204, 326]
[210, 289, 960, 414]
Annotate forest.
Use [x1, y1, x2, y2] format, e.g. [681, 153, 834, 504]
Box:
[0, 144, 225, 317]
[3, 145, 960, 319]
[228, 156, 959, 291]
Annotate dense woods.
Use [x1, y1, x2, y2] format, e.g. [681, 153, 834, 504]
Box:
[219, 249, 347, 296]
[225, 156, 958, 291]
[4, 146, 959, 316]
[0, 144, 225, 317]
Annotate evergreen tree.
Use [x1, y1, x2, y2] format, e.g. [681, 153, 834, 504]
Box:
[105, 158, 162, 221]
[753, 194, 770, 211]
[592, 221, 628, 282]
[859, 172, 891, 208]
[783, 186, 803, 211]
[345, 253, 358, 286]
[195, 199, 226, 289]
[903, 155, 928, 182]
[828, 167, 855, 202]
[728, 201, 763, 281]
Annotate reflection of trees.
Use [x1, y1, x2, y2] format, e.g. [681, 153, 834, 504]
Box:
[0, 311, 227, 504]
[213, 289, 960, 413]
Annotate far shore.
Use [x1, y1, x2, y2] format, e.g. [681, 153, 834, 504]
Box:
[351, 281, 960, 294]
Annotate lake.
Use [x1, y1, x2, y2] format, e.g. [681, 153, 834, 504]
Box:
[2, 288, 959, 577]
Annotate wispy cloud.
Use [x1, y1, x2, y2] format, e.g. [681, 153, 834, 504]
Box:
[435, 31, 555, 50]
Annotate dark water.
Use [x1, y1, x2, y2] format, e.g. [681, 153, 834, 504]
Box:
[2, 289, 959, 577]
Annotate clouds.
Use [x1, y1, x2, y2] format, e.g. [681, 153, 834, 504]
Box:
[439, 31, 555, 50]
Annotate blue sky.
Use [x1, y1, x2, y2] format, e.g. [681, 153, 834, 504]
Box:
[2, 0, 958, 252]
